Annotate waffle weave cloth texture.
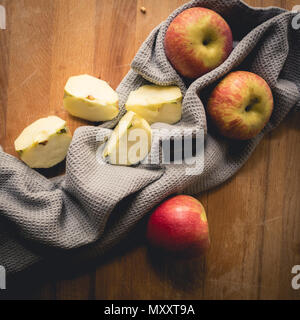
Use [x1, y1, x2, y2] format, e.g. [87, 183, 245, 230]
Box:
[0, 0, 300, 276]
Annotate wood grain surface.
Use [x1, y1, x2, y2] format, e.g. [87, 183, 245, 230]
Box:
[0, 0, 299, 300]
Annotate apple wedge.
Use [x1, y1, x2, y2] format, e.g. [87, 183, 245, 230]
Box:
[125, 85, 182, 125]
[102, 111, 152, 166]
[14, 116, 72, 168]
[63, 74, 119, 122]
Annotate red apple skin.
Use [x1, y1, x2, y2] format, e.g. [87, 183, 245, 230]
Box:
[207, 71, 274, 140]
[164, 7, 233, 79]
[147, 195, 210, 257]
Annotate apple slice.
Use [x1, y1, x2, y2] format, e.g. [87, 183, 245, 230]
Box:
[14, 116, 72, 168]
[103, 111, 152, 166]
[63, 74, 119, 122]
[125, 85, 182, 125]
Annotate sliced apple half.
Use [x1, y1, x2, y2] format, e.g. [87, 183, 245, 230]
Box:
[14, 116, 72, 168]
[63, 74, 119, 122]
[103, 111, 152, 166]
[125, 85, 182, 125]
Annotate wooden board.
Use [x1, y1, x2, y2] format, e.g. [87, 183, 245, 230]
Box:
[0, 0, 299, 300]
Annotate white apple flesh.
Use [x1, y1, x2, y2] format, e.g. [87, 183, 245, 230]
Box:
[125, 85, 182, 125]
[63, 74, 119, 122]
[103, 111, 152, 166]
[14, 116, 72, 168]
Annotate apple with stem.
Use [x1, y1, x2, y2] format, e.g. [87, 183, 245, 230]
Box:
[207, 71, 274, 140]
[164, 7, 233, 79]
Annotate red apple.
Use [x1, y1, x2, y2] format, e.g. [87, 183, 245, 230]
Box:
[207, 71, 274, 140]
[147, 195, 210, 257]
[164, 7, 233, 79]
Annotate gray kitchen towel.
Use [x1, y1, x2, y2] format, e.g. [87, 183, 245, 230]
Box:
[1, 0, 300, 276]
